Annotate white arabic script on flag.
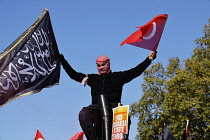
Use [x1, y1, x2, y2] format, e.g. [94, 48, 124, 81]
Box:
[0, 28, 57, 93]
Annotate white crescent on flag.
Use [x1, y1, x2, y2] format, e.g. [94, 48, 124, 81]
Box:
[142, 22, 156, 40]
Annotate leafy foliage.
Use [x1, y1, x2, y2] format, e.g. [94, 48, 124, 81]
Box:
[130, 19, 210, 139]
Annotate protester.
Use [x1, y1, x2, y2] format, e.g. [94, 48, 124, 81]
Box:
[60, 51, 157, 140]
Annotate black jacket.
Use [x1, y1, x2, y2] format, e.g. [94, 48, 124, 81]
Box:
[60, 55, 151, 108]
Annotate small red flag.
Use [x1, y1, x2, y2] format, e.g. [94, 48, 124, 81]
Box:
[186, 125, 189, 137]
[69, 132, 84, 140]
[34, 129, 45, 140]
[181, 120, 189, 140]
[120, 14, 168, 51]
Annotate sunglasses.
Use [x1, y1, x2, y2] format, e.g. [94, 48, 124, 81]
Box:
[96, 62, 109, 67]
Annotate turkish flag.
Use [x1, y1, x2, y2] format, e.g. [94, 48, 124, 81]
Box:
[120, 14, 168, 51]
[34, 129, 45, 140]
[69, 132, 84, 140]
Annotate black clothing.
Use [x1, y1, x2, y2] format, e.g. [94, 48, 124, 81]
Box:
[60, 55, 151, 106]
[79, 107, 131, 140]
[79, 107, 102, 140]
[60, 54, 152, 140]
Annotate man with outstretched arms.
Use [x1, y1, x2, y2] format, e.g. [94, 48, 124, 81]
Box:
[60, 51, 157, 140]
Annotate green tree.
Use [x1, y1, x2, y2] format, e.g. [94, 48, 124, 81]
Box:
[130, 18, 210, 139]
[130, 62, 166, 139]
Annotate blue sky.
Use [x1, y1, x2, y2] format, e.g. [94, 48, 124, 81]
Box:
[0, 0, 209, 140]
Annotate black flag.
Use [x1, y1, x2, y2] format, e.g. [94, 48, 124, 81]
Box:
[0, 9, 60, 107]
[162, 125, 176, 140]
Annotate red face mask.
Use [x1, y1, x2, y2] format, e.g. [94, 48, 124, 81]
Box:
[96, 55, 111, 75]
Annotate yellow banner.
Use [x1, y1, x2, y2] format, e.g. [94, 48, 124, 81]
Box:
[112, 105, 129, 140]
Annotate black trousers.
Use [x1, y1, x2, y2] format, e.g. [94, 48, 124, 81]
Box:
[79, 105, 131, 140]
[79, 106, 102, 140]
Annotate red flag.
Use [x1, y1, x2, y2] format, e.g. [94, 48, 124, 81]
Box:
[69, 132, 84, 140]
[34, 129, 45, 140]
[181, 120, 189, 140]
[186, 122, 189, 137]
[120, 14, 168, 51]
